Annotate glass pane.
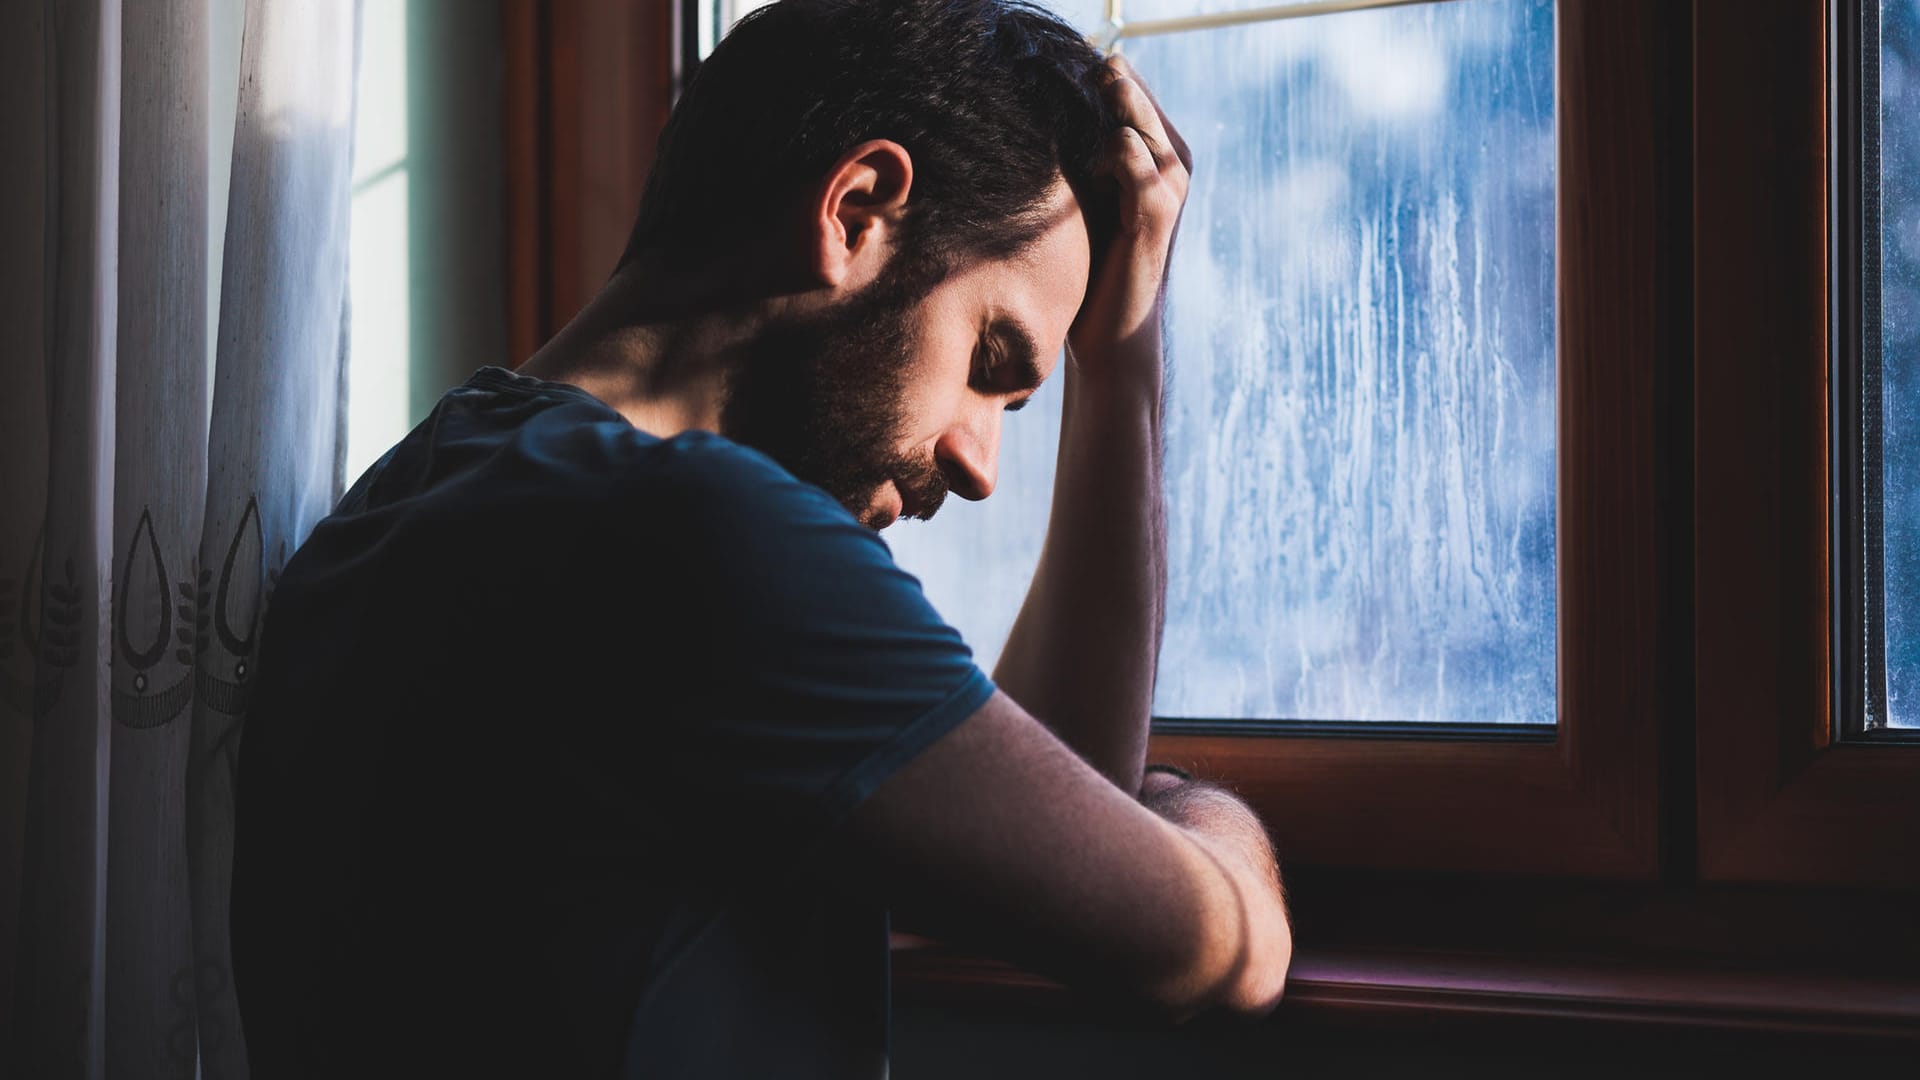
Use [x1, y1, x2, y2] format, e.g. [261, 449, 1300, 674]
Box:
[346, 0, 412, 483]
[893, 0, 1559, 725]
[1125, 0, 1400, 24]
[700, 1, 774, 59]
[1882, 0, 1920, 728]
[885, 372, 1066, 675]
[702, 0, 1111, 58]
[352, 0, 409, 182]
[1039, 0, 1112, 37]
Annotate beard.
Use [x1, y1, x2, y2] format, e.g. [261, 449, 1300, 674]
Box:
[717, 271, 950, 528]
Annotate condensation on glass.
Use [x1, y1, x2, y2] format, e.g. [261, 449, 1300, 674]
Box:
[1125, 0, 1434, 24]
[1880, 0, 1920, 728]
[889, 0, 1559, 725]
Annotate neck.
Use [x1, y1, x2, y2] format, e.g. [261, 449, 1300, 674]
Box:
[516, 247, 792, 438]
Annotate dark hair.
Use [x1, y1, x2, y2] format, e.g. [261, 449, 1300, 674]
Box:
[620, 0, 1119, 291]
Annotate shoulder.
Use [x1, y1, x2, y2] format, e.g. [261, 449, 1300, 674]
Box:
[468, 380, 851, 535]
[644, 430, 816, 499]
[634, 430, 867, 539]
[623, 434, 926, 624]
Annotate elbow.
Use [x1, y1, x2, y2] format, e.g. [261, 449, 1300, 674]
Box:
[1146, 887, 1294, 1024]
[1219, 914, 1293, 1019]
[1198, 913, 1294, 1022]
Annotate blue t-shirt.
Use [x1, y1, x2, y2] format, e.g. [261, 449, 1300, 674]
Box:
[231, 366, 994, 1078]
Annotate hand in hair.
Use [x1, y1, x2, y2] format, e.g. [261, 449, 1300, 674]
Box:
[1068, 53, 1193, 385]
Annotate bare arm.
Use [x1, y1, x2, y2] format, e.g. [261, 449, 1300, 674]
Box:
[1140, 770, 1289, 942]
[991, 337, 1166, 795]
[816, 691, 1291, 1021]
[992, 55, 1190, 796]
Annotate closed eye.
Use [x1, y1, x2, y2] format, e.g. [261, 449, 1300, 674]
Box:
[972, 340, 1003, 389]
[972, 316, 1045, 400]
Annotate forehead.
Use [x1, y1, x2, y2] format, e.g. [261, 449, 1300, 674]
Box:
[928, 183, 1091, 357]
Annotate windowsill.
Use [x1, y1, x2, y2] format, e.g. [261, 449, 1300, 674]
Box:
[890, 936, 1920, 1041]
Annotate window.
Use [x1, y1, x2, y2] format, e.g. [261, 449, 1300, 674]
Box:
[348, 0, 414, 483]
[1868, 0, 1920, 732]
[346, 1, 515, 487]
[212, 3, 417, 486]
[701, 1, 1562, 727]
[1691, 0, 1920, 888]
[593, 0, 1920, 1014]
[207, 4, 422, 503]
[685, 0, 1665, 878]
[887, 0, 1559, 728]
[1837, 0, 1920, 738]
[697, 0, 777, 57]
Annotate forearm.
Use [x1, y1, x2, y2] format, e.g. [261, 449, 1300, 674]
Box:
[992, 357, 1166, 795]
[1140, 773, 1292, 1015]
[1141, 776, 1281, 896]
[992, 52, 1184, 796]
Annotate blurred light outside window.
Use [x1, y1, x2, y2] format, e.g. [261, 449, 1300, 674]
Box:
[209, 0, 242, 401]
[701, 0, 777, 58]
[211, 0, 407, 483]
[1878, 0, 1920, 728]
[345, 0, 413, 485]
[699, 0, 1560, 726]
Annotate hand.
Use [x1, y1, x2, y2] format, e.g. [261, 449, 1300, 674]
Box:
[1068, 53, 1193, 383]
[1139, 770, 1183, 801]
[1138, 764, 1190, 800]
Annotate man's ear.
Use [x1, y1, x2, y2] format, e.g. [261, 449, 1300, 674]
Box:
[810, 140, 913, 289]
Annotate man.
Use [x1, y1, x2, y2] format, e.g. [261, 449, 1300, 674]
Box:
[230, 1, 1292, 1076]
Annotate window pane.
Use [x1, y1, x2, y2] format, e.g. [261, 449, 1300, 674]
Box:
[700, 0, 1110, 58]
[1125, 0, 1407, 23]
[706, 1, 772, 56]
[892, 0, 1559, 725]
[1882, 0, 1920, 729]
[346, 0, 411, 483]
[1037, 0, 1110, 36]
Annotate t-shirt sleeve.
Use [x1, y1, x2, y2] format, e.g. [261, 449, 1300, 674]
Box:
[638, 435, 995, 860]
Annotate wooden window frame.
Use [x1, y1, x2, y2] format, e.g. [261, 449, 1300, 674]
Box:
[1147, 0, 1680, 881]
[502, 0, 677, 365]
[1692, 0, 1920, 887]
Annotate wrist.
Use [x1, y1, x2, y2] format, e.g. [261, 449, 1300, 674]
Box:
[1065, 349, 1163, 417]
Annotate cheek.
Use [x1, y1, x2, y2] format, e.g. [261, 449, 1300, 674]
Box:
[894, 335, 977, 441]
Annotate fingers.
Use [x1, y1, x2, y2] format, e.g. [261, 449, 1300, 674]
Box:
[1110, 78, 1178, 173]
[1095, 58, 1190, 238]
[1107, 54, 1193, 176]
[1112, 127, 1158, 188]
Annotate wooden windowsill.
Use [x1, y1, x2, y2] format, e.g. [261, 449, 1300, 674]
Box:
[890, 937, 1920, 1041]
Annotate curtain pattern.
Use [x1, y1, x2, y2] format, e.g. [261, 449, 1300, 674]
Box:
[5, 2, 359, 1077]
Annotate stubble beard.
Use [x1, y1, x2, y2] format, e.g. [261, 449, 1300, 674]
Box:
[717, 271, 950, 528]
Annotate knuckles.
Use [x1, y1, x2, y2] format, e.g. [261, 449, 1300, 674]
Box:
[1135, 174, 1188, 219]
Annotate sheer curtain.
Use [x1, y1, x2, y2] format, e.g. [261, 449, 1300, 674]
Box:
[2, 2, 360, 1077]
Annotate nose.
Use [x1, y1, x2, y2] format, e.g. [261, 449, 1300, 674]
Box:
[934, 408, 1001, 502]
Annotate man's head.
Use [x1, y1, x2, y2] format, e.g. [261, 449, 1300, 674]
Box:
[623, 0, 1119, 528]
